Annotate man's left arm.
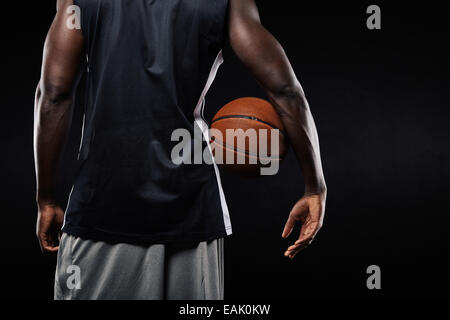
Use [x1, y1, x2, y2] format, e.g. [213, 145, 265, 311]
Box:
[34, 0, 83, 253]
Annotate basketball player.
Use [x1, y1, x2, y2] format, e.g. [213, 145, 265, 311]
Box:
[34, 0, 327, 300]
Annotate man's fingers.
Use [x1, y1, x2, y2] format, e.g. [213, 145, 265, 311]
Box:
[283, 222, 322, 258]
[283, 222, 319, 258]
[287, 238, 312, 251]
[297, 221, 321, 243]
[290, 244, 308, 258]
[284, 243, 310, 258]
[282, 215, 296, 238]
[42, 245, 59, 253]
[38, 232, 59, 254]
[285, 237, 312, 255]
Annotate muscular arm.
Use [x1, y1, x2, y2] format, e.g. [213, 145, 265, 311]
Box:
[229, 0, 326, 258]
[34, 0, 83, 252]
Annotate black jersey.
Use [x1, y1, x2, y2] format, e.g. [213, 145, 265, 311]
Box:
[63, 0, 232, 244]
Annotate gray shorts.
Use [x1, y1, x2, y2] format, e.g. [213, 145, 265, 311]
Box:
[54, 233, 224, 300]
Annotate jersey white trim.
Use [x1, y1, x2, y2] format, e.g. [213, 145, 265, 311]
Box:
[193, 50, 232, 235]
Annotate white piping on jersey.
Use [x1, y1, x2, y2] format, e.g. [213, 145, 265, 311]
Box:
[193, 50, 232, 235]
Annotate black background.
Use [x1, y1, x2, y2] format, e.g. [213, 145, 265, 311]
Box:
[0, 1, 449, 300]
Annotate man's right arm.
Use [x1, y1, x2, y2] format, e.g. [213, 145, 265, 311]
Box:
[228, 0, 327, 258]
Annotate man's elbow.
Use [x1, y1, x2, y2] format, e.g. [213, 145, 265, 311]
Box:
[269, 84, 309, 117]
[38, 79, 73, 105]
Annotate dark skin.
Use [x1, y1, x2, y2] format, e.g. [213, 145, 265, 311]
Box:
[229, 0, 326, 258]
[34, 0, 82, 253]
[35, 0, 326, 259]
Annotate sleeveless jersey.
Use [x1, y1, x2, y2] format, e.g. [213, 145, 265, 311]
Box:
[63, 0, 232, 244]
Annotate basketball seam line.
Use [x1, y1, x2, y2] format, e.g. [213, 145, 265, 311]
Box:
[210, 115, 286, 137]
[210, 139, 283, 161]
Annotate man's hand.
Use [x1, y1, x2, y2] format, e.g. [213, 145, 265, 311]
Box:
[282, 193, 326, 259]
[229, 0, 327, 258]
[36, 203, 65, 253]
[34, 0, 83, 255]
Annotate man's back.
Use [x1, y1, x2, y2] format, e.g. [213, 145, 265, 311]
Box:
[63, 0, 232, 244]
[35, 0, 326, 299]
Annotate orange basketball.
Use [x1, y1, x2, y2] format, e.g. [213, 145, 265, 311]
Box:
[210, 97, 288, 176]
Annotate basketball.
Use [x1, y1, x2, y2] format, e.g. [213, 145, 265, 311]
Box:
[210, 97, 288, 176]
